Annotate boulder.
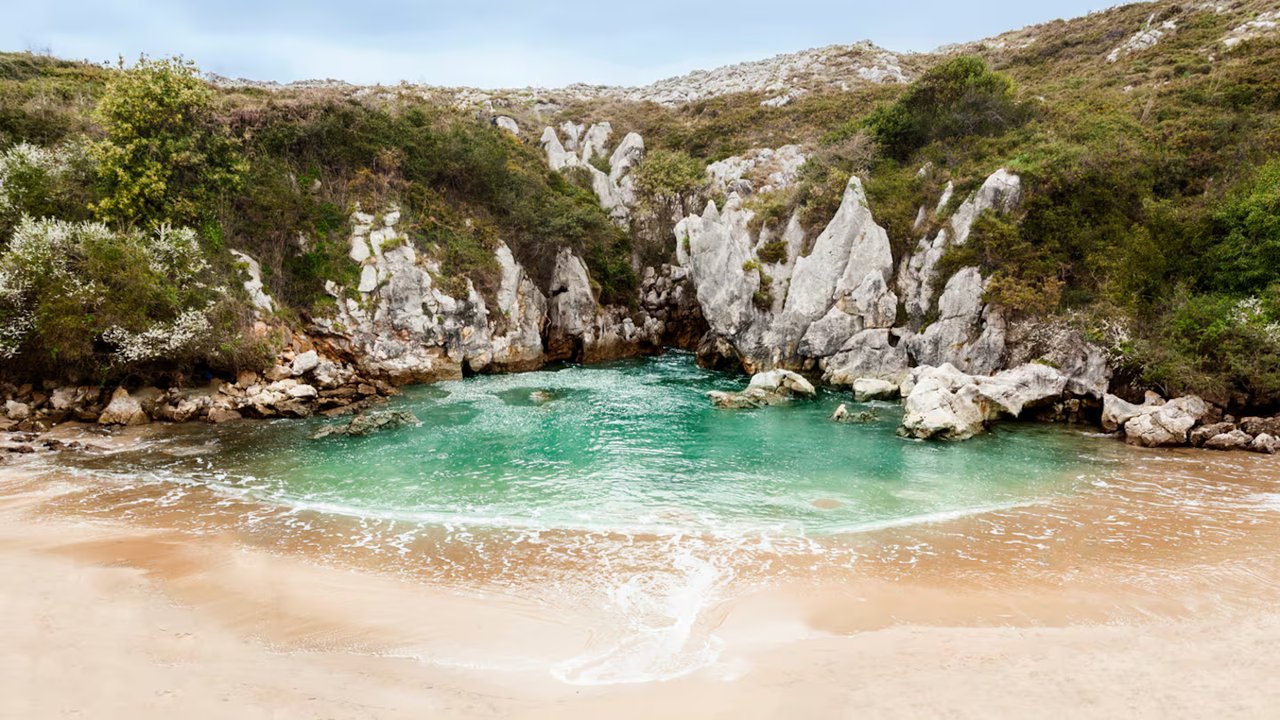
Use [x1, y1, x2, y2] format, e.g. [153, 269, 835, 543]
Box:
[97, 388, 149, 426]
[265, 364, 293, 382]
[1190, 422, 1236, 448]
[171, 395, 213, 423]
[1102, 393, 1150, 433]
[206, 408, 242, 424]
[899, 363, 1069, 441]
[976, 363, 1068, 416]
[1122, 396, 1209, 448]
[898, 364, 992, 441]
[287, 384, 319, 399]
[852, 378, 899, 402]
[832, 403, 879, 424]
[291, 350, 320, 376]
[1240, 416, 1280, 438]
[1204, 429, 1254, 451]
[709, 370, 816, 409]
[4, 401, 30, 421]
[1249, 433, 1278, 455]
[748, 369, 817, 397]
[49, 388, 78, 412]
[494, 116, 519, 135]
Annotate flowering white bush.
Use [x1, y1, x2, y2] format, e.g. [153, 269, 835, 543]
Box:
[0, 217, 227, 368]
[148, 223, 209, 284]
[101, 308, 213, 363]
[0, 142, 78, 222]
[1232, 296, 1280, 343]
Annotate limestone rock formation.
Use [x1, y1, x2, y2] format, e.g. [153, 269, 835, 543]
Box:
[540, 123, 644, 223]
[852, 378, 899, 402]
[1120, 396, 1210, 447]
[899, 363, 1069, 440]
[315, 209, 558, 383]
[706, 145, 807, 195]
[231, 250, 275, 315]
[708, 369, 816, 409]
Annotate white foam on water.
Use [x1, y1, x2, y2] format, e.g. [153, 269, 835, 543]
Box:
[550, 547, 731, 686]
[1250, 493, 1280, 511]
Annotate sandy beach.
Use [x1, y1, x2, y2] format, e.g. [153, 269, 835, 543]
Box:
[4, 445, 1280, 719]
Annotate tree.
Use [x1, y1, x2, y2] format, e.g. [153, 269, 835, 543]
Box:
[91, 56, 244, 227]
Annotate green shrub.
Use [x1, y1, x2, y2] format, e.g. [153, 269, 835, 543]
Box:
[0, 217, 257, 379]
[756, 239, 788, 264]
[865, 56, 1031, 160]
[1126, 291, 1280, 406]
[0, 140, 94, 236]
[91, 57, 245, 228]
[1205, 159, 1280, 295]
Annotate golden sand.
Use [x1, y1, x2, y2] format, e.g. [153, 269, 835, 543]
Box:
[2, 445, 1280, 718]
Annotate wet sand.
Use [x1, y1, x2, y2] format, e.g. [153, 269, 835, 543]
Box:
[3, 442, 1280, 718]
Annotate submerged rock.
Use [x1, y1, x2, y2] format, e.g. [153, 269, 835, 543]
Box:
[312, 409, 420, 439]
[708, 369, 816, 409]
[831, 403, 879, 424]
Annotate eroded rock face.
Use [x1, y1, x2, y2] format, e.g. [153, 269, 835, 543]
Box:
[490, 244, 548, 371]
[677, 175, 898, 375]
[899, 362, 1069, 440]
[314, 209, 557, 384]
[671, 168, 1031, 389]
[540, 123, 644, 223]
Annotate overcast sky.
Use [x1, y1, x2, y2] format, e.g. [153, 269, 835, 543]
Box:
[5, 1, 1119, 87]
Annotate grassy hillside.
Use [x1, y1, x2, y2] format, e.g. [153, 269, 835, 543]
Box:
[2, 0, 1280, 407]
[0, 55, 634, 384]
[577, 1, 1280, 407]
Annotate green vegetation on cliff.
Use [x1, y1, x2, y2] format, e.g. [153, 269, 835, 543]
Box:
[2, 0, 1280, 405]
[0, 54, 635, 382]
[583, 2, 1280, 406]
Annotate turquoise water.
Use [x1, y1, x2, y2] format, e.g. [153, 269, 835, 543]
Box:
[171, 351, 1093, 537]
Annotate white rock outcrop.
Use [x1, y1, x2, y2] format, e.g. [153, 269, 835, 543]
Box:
[899, 363, 1068, 440]
[316, 209, 549, 383]
[1107, 16, 1177, 62]
[97, 387, 149, 426]
[541, 123, 644, 223]
[707, 369, 816, 409]
[231, 250, 275, 315]
[706, 145, 807, 195]
[1223, 10, 1280, 48]
[1116, 395, 1210, 447]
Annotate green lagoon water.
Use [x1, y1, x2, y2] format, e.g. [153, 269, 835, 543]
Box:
[109, 351, 1097, 539]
